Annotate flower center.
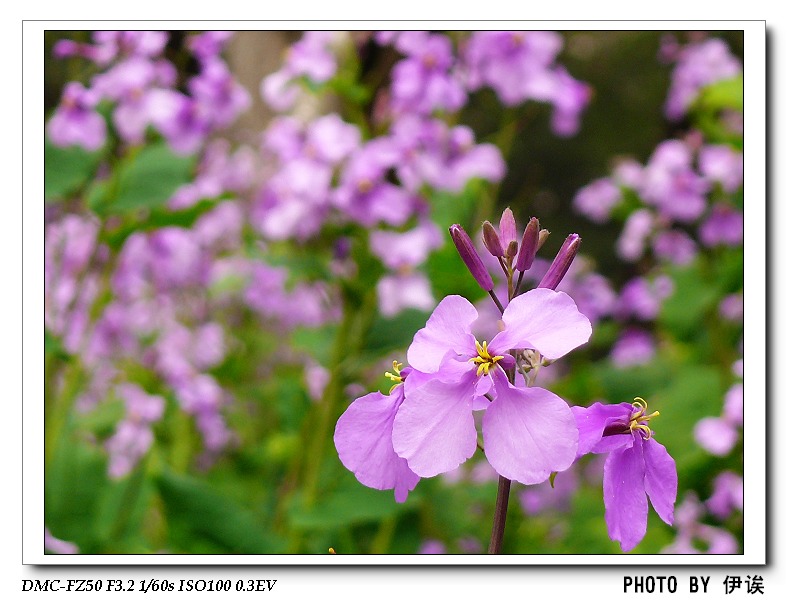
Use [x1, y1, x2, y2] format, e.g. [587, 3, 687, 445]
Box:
[470, 340, 504, 376]
[628, 397, 660, 439]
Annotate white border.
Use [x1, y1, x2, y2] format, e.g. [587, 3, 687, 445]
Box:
[23, 20, 767, 568]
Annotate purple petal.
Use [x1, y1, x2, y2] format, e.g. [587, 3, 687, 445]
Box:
[334, 388, 419, 501]
[407, 295, 478, 373]
[392, 372, 478, 477]
[488, 288, 591, 359]
[642, 437, 677, 525]
[483, 374, 578, 485]
[604, 438, 648, 552]
[572, 402, 632, 457]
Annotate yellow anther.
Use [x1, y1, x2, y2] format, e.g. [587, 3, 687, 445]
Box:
[470, 340, 504, 376]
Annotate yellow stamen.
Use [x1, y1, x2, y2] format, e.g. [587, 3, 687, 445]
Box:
[628, 397, 660, 439]
[385, 361, 404, 394]
[470, 340, 504, 376]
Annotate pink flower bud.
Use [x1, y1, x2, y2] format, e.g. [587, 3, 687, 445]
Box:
[450, 224, 494, 291]
[538, 234, 580, 290]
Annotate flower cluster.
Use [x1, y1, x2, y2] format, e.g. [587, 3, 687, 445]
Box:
[48, 30, 249, 155]
[335, 210, 592, 502]
[335, 209, 677, 552]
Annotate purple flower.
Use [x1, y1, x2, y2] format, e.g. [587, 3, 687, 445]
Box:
[334, 362, 424, 502]
[699, 204, 743, 247]
[370, 221, 443, 271]
[463, 31, 562, 105]
[699, 144, 743, 193]
[573, 178, 622, 224]
[47, 82, 107, 151]
[572, 399, 677, 552]
[609, 328, 656, 368]
[333, 139, 416, 227]
[661, 492, 738, 554]
[187, 31, 234, 62]
[615, 275, 674, 322]
[718, 293, 743, 323]
[639, 140, 709, 223]
[616, 209, 654, 262]
[105, 383, 165, 478]
[706, 471, 743, 519]
[391, 289, 591, 483]
[260, 32, 339, 111]
[418, 539, 447, 554]
[188, 58, 251, 129]
[665, 38, 742, 121]
[392, 116, 505, 193]
[652, 229, 698, 266]
[45, 528, 79, 554]
[388, 32, 466, 116]
[377, 273, 436, 318]
[694, 416, 739, 457]
[461, 31, 589, 135]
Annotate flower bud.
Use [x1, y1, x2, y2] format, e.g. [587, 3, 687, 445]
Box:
[499, 208, 518, 255]
[538, 234, 580, 290]
[515, 217, 540, 271]
[481, 221, 505, 258]
[450, 224, 494, 291]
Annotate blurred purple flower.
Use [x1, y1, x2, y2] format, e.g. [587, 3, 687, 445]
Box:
[388, 32, 466, 116]
[260, 32, 339, 111]
[699, 204, 743, 247]
[661, 492, 739, 554]
[377, 272, 436, 318]
[652, 229, 698, 266]
[573, 178, 622, 224]
[699, 144, 743, 193]
[47, 82, 107, 151]
[370, 221, 443, 271]
[519, 466, 578, 515]
[615, 275, 674, 321]
[616, 209, 654, 262]
[333, 139, 417, 227]
[188, 58, 251, 129]
[45, 528, 79, 554]
[462, 31, 589, 135]
[610, 328, 656, 368]
[665, 38, 742, 121]
[106, 384, 165, 478]
[718, 293, 743, 323]
[187, 31, 235, 62]
[694, 416, 739, 457]
[639, 140, 709, 223]
[419, 539, 447, 554]
[706, 471, 743, 519]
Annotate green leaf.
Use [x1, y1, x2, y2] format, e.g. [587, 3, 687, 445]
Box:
[286, 472, 413, 531]
[693, 75, 744, 114]
[155, 469, 286, 554]
[659, 263, 721, 340]
[100, 197, 225, 251]
[364, 309, 430, 356]
[45, 138, 104, 202]
[89, 143, 196, 215]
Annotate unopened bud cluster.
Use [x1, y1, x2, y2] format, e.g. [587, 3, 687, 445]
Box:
[450, 207, 581, 301]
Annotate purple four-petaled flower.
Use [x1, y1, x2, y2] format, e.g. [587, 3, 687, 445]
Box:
[572, 399, 677, 552]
